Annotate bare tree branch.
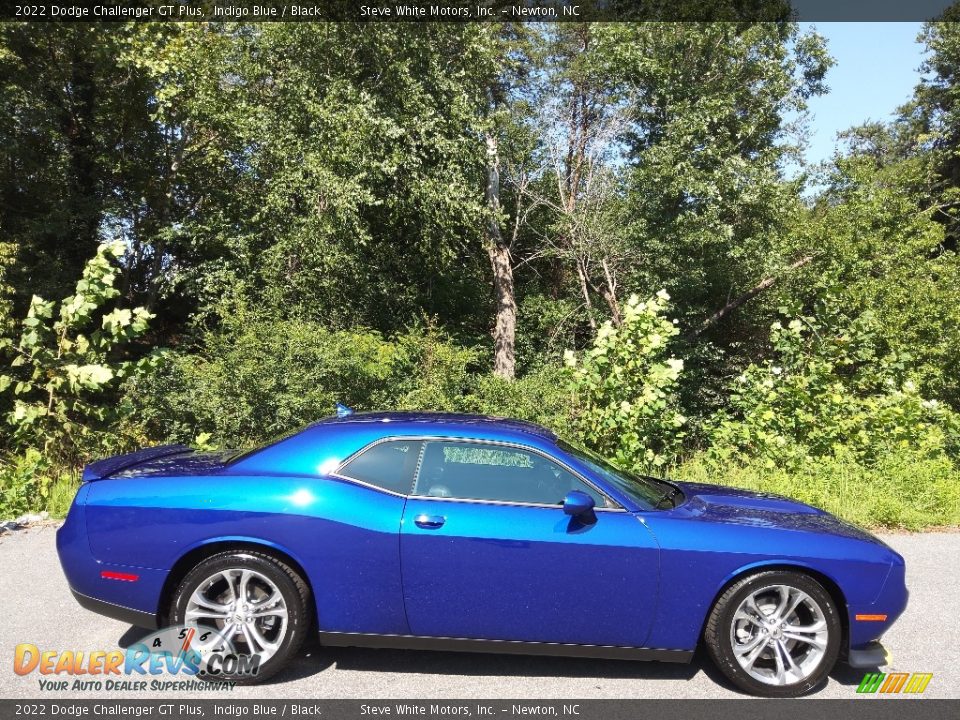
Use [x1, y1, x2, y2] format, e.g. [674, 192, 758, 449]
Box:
[687, 254, 816, 340]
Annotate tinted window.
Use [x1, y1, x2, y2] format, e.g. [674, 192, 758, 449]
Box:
[338, 440, 424, 495]
[413, 441, 608, 506]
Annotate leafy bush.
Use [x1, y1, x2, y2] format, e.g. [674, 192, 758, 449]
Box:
[465, 367, 576, 438]
[0, 240, 14, 336]
[0, 449, 49, 517]
[124, 316, 479, 448]
[0, 242, 159, 464]
[564, 291, 686, 470]
[124, 312, 581, 451]
[708, 303, 960, 469]
[0, 449, 80, 519]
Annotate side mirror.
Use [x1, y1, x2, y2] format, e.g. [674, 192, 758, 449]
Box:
[562, 490, 596, 517]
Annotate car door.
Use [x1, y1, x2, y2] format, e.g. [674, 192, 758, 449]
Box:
[399, 439, 660, 648]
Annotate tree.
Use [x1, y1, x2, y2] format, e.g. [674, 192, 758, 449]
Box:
[608, 23, 830, 339]
[0, 24, 151, 306]
[777, 136, 960, 407]
[533, 24, 632, 329]
[480, 24, 540, 380]
[912, 12, 960, 249]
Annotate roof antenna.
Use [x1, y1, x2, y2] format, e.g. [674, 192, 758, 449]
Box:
[335, 402, 354, 418]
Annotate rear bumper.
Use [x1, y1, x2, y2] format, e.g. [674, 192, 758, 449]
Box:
[57, 483, 167, 627]
[71, 588, 159, 630]
[847, 641, 890, 668]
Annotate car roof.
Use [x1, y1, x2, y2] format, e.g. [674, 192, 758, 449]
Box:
[311, 411, 558, 442]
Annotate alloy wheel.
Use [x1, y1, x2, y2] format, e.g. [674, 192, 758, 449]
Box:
[184, 567, 289, 664]
[729, 584, 829, 686]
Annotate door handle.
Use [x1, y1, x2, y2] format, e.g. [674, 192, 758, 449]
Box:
[414, 514, 446, 529]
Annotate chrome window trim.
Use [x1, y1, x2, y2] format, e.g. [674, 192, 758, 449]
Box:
[406, 494, 626, 513]
[334, 434, 625, 511]
[327, 472, 409, 499]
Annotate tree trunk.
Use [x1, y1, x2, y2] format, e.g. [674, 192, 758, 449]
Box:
[598, 259, 622, 326]
[575, 259, 597, 331]
[489, 242, 517, 380]
[485, 132, 516, 380]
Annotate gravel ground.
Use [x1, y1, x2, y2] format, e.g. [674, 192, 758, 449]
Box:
[0, 524, 956, 699]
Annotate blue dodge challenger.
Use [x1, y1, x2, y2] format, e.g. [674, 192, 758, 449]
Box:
[57, 410, 907, 696]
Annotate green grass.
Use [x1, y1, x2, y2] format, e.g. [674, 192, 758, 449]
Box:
[676, 452, 960, 530]
[44, 473, 80, 519]
[0, 450, 80, 520]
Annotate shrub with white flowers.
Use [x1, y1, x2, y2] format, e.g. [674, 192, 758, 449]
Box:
[565, 291, 686, 470]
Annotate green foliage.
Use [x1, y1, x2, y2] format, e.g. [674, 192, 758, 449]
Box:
[606, 23, 831, 334]
[465, 367, 576, 438]
[680, 450, 960, 531]
[124, 317, 477, 448]
[124, 312, 578, 451]
[0, 241, 14, 335]
[565, 291, 686, 470]
[790, 131, 960, 407]
[0, 448, 49, 517]
[3, 22, 960, 529]
[708, 304, 960, 469]
[0, 242, 158, 463]
[0, 449, 79, 519]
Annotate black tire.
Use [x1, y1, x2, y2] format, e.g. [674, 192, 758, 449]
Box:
[170, 550, 311, 684]
[704, 570, 842, 697]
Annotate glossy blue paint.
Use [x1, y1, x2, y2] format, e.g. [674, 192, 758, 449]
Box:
[57, 411, 908, 660]
[400, 497, 658, 647]
[561, 490, 596, 517]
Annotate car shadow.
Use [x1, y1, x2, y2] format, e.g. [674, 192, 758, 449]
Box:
[272, 642, 867, 696]
[829, 662, 876, 687]
[118, 626, 153, 648]
[116, 626, 864, 694]
[272, 638, 719, 686]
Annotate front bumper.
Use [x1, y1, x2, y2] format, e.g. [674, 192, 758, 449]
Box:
[848, 640, 891, 668]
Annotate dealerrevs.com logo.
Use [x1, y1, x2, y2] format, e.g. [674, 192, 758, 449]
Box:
[13, 626, 259, 692]
[857, 672, 933, 695]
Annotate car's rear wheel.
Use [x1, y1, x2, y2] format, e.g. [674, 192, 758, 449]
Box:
[704, 570, 841, 697]
[170, 550, 310, 683]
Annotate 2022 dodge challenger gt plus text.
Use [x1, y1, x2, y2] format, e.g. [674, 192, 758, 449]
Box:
[57, 410, 908, 697]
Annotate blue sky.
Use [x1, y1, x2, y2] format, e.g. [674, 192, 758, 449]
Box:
[801, 23, 928, 166]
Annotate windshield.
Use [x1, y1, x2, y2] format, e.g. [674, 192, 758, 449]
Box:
[558, 440, 678, 510]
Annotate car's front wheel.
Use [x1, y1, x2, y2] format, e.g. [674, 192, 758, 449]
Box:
[704, 570, 841, 697]
[170, 550, 311, 683]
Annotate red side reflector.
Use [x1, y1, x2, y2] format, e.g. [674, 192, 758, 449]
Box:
[855, 613, 888, 621]
[101, 570, 139, 582]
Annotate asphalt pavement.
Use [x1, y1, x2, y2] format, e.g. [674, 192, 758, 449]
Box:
[0, 524, 956, 699]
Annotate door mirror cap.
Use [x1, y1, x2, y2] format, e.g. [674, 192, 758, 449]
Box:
[562, 490, 596, 517]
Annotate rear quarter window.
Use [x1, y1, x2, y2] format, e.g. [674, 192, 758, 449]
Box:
[337, 440, 424, 495]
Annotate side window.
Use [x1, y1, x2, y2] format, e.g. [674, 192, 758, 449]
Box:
[337, 440, 424, 495]
[413, 441, 608, 507]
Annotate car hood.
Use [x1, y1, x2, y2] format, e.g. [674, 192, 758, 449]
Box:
[670, 480, 886, 545]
